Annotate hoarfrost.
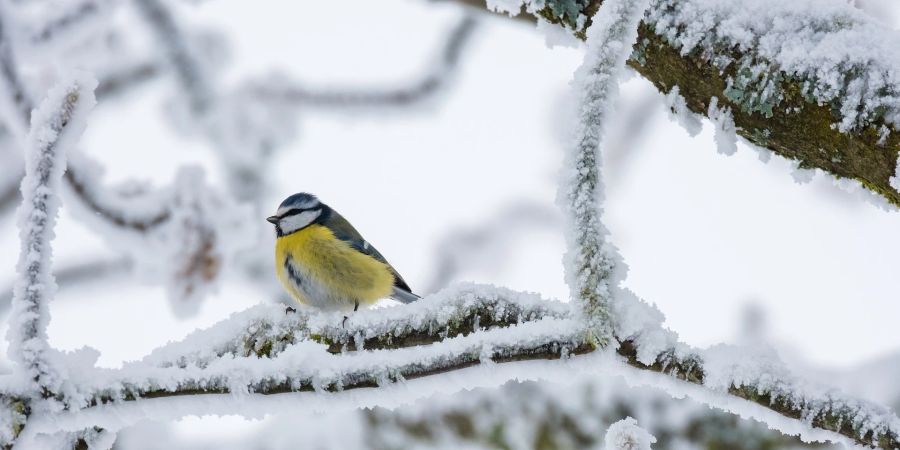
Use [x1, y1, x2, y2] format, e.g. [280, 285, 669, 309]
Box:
[891, 158, 900, 194]
[663, 86, 702, 137]
[707, 97, 737, 156]
[604, 417, 656, 450]
[561, 0, 649, 341]
[646, 0, 900, 132]
[7, 74, 96, 395]
[485, 0, 524, 16]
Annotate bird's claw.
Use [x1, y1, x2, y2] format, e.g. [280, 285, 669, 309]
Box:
[342, 315, 349, 328]
[285, 306, 296, 314]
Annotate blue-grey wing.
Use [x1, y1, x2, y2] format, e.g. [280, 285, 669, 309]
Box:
[321, 208, 419, 300]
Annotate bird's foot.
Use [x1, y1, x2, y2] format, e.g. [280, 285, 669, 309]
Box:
[342, 315, 349, 328]
[285, 306, 296, 314]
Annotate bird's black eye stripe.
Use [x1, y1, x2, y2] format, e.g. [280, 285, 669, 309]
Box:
[281, 208, 304, 217]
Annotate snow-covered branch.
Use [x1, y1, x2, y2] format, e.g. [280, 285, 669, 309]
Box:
[142, 284, 575, 367]
[364, 378, 824, 450]
[7, 75, 97, 395]
[480, 0, 900, 207]
[617, 335, 900, 449]
[561, 0, 647, 342]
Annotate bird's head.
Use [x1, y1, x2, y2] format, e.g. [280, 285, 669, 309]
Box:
[267, 193, 324, 237]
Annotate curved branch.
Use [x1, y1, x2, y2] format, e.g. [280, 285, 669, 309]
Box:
[7, 76, 97, 396]
[250, 14, 479, 109]
[1, 284, 895, 449]
[62, 169, 170, 232]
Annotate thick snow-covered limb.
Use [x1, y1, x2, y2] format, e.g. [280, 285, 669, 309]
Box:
[7, 75, 97, 395]
[561, 0, 648, 342]
[617, 340, 900, 449]
[141, 284, 574, 368]
[364, 378, 819, 450]
[3, 284, 895, 448]
[470, 0, 900, 206]
[312, 283, 573, 352]
[72, 317, 589, 408]
[251, 14, 479, 110]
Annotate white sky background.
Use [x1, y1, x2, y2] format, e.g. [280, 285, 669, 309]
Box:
[2, 0, 900, 441]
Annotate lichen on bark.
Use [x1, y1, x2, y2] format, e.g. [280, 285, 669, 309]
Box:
[525, 0, 900, 206]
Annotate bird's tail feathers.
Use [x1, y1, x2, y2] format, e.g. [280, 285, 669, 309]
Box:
[390, 286, 420, 304]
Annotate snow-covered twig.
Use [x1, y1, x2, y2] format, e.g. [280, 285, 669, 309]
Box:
[561, 0, 647, 342]
[251, 14, 479, 110]
[133, 0, 211, 115]
[7, 75, 97, 395]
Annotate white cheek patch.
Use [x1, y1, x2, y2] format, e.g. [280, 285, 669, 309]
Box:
[279, 209, 322, 234]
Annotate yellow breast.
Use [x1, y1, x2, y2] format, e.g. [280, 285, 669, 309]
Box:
[274, 224, 395, 309]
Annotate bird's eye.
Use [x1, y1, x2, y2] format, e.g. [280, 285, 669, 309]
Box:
[282, 208, 302, 217]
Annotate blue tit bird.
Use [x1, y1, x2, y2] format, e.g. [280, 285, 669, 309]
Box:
[267, 193, 420, 312]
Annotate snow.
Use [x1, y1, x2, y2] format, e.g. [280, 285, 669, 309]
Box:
[700, 343, 900, 448]
[59, 315, 584, 411]
[891, 162, 900, 193]
[604, 417, 656, 450]
[663, 86, 702, 137]
[707, 97, 737, 156]
[560, 0, 649, 340]
[1, 0, 899, 447]
[647, 0, 900, 133]
[485, 0, 525, 16]
[484, 0, 900, 136]
[6, 74, 96, 395]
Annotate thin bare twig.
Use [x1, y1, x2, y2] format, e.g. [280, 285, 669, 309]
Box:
[0, 257, 133, 320]
[251, 14, 479, 109]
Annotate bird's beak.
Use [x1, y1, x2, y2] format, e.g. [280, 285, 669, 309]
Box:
[266, 215, 279, 224]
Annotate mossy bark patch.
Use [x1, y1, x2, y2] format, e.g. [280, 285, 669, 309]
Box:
[533, 2, 900, 206]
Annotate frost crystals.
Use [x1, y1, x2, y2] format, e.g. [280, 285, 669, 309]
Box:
[561, 0, 649, 342]
[7, 74, 97, 395]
